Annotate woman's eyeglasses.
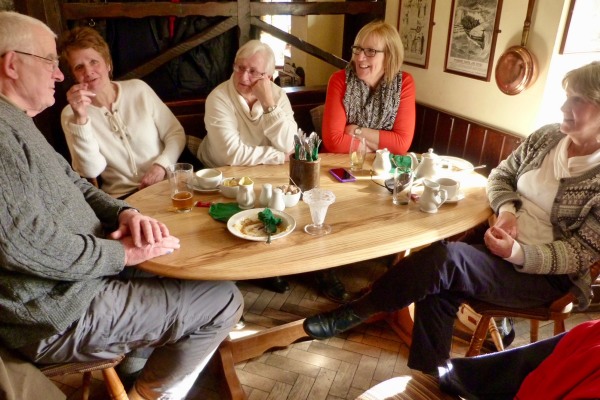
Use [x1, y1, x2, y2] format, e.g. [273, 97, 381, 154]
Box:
[351, 46, 384, 57]
[233, 64, 266, 79]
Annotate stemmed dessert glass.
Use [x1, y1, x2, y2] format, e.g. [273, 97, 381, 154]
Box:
[302, 188, 336, 236]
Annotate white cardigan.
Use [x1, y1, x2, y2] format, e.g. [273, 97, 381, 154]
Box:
[198, 78, 297, 167]
[61, 79, 185, 197]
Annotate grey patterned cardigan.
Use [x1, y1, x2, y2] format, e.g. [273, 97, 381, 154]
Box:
[0, 99, 128, 348]
[487, 123, 600, 309]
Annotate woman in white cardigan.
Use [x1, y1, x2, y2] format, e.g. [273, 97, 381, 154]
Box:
[60, 27, 185, 198]
[197, 39, 296, 167]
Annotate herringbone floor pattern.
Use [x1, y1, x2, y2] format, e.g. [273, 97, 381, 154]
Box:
[52, 258, 600, 399]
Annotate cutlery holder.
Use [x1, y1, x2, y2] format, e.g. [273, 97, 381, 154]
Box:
[289, 156, 320, 193]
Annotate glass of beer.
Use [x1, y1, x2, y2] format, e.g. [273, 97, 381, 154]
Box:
[167, 163, 194, 212]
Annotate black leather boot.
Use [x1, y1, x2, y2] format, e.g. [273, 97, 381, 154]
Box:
[261, 276, 290, 293]
[303, 303, 366, 339]
[315, 269, 352, 303]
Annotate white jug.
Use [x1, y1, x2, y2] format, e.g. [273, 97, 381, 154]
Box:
[409, 148, 441, 180]
[419, 179, 448, 213]
[373, 148, 392, 177]
[259, 183, 272, 207]
[268, 188, 286, 211]
[236, 177, 255, 209]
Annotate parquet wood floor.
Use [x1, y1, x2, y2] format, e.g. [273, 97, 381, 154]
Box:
[52, 258, 600, 399]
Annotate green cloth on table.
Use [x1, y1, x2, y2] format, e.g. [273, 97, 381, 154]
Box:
[208, 203, 242, 222]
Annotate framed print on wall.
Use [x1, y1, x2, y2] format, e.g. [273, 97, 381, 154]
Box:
[560, 0, 600, 54]
[398, 0, 436, 68]
[444, 0, 503, 81]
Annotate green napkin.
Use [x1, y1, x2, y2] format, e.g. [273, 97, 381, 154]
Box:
[390, 154, 413, 173]
[208, 203, 243, 222]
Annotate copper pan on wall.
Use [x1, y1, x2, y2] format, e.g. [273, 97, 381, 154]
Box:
[495, 0, 538, 95]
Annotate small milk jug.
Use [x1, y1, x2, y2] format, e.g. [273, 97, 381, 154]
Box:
[268, 188, 286, 211]
[259, 183, 272, 207]
[236, 177, 255, 209]
[419, 179, 448, 213]
[373, 148, 392, 177]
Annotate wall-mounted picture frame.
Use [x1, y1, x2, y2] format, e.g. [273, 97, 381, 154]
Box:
[560, 0, 600, 54]
[444, 0, 502, 81]
[398, 0, 436, 69]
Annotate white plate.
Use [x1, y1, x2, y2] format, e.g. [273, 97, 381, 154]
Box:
[227, 208, 296, 242]
[192, 184, 220, 193]
[445, 192, 465, 204]
[439, 156, 475, 173]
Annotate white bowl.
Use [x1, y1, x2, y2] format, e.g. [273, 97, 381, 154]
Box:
[219, 178, 240, 198]
[194, 168, 222, 189]
[283, 191, 301, 207]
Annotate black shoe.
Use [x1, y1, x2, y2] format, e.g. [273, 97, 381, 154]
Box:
[316, 270, 353, 303]
[303, 304, 366, 339]
[499, 317, 515, 348]
[262, 276, 290, 293]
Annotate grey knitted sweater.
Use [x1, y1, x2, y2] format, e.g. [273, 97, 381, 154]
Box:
[487, 124, 600, 309]
[0, 100, 128, 348]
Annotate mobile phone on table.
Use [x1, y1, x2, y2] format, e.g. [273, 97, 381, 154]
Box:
[329, 168, 356, 183]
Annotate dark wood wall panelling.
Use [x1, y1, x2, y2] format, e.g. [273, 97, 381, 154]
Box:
[411, 104, 523, 176]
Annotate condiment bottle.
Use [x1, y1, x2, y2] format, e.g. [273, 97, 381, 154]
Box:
[259, 183, 272, 207]
[268, 188, 285, 211]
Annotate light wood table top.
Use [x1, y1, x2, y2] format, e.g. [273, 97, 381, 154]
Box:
[126, 153, 492, 400]
[127, 153, 492, 281]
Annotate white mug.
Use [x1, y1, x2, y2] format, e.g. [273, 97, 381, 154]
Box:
[435, 177, 461, 201]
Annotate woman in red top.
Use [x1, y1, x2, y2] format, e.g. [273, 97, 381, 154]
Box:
[322, 20, 416, 154]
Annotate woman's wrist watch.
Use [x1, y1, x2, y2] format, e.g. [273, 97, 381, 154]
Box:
[354, 127, 363, 136]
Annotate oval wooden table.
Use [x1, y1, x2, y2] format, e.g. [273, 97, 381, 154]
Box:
[126, 153, 492, 400]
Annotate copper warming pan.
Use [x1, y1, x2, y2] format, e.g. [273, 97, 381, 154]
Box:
[495, 0, 537, 95]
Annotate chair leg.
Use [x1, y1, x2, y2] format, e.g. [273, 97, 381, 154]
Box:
[466, 315, 492, 357]
[82, 371, 92, 400]
[101, 367, 129, 400]
[553, 319, 566, 336]
[488, 318, 504, 352]
[530, 320, 540, 343]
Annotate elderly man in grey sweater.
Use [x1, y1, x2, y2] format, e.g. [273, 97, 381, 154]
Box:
[0, 11, 242, 400]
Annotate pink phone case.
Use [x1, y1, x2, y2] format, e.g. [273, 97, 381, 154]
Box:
[329, 168, 356, 182]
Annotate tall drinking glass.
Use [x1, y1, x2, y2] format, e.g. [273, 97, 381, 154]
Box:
[168, 163, 194, 212]
[302, 188, 336, 236]
[349, 135, 366, 171]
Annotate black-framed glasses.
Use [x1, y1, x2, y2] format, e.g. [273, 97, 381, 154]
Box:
[351, 46, 384, 57]
[233, 64, 266, 79]
[12, 50, 60, 72]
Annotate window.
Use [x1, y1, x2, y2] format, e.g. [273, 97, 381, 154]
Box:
[260, 0, 291, 66]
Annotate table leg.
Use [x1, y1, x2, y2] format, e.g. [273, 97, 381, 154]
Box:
[215, 319, 309, 400]
[385, 305, 414, 347]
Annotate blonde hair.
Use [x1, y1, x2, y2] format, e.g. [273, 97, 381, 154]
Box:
[59, 27, 113, 78]
[562, 61, 600, 106]
[353, 20, 405, 84]
[235, 40, 276, 76]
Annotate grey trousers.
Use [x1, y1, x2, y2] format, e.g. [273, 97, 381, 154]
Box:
[18, 276, 243, 400]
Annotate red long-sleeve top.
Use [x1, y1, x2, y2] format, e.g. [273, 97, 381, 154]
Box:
[321, 69, 416, 154]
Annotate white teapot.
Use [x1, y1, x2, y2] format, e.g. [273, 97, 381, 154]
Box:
[373, 148, 392, 177]
[409, 148, 441, 180]
[419, 179, 448, 213]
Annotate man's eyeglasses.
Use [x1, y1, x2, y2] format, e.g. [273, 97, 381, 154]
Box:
[351, 46, 384, 57]
[12, 50, 60, 72]
[233, 64, 266, 79]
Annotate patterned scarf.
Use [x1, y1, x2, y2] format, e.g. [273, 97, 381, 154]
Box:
[343, 64, 402, 130]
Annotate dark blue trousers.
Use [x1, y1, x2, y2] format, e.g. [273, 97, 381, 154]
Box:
[363, 241, 572, 373]
[439, 332, 564, 399]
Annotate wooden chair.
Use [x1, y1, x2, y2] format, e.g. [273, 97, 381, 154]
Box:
[464, 262, 600, 357]
[355, 372, 459, 400]
[40, 355, 128, 400]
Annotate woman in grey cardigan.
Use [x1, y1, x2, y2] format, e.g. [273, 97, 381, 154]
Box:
[303, 61, 600, 375]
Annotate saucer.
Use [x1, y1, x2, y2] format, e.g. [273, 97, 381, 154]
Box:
[192, 184, 220, 193]
[446, 192, 465, 204]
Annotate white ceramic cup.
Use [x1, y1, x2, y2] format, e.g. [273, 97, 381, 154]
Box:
[435, 177, 460, 201]
[194, 168, 222, 189]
